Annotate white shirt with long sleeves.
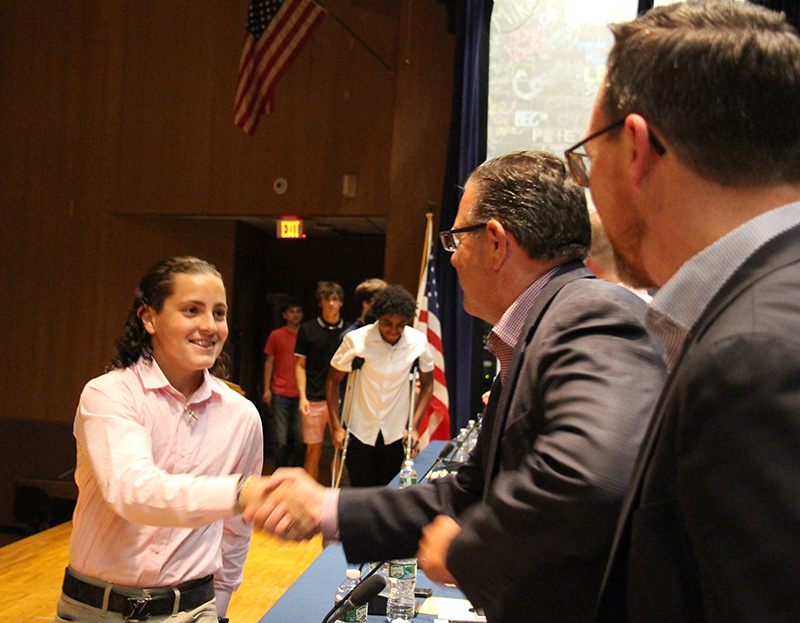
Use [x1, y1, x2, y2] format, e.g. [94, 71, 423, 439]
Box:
[68, 358, 263, 611]
[330, 323, 434, 446]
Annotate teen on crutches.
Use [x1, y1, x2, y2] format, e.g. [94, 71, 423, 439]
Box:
[326, 285, 435, 487]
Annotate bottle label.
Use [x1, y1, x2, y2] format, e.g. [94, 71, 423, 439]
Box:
[341, 603, 367, 622]
[388, 561, 417, 580]
[399, 474, 416, 487]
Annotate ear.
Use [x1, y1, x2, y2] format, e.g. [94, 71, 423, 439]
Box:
[138, 305, 156, 335]
[625, 114, 660, 189]
[484, 219, 509, 270]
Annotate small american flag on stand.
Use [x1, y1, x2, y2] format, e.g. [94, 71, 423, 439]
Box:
[234, 0, 326, 135]
[414, 213, 451, 449]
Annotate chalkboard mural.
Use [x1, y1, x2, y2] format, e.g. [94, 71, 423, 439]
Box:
[488, 0, 637, 159]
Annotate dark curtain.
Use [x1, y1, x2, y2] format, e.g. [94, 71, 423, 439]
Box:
[436, 0, 493, 434]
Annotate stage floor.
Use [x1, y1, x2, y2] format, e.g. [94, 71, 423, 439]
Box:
[0, 520, 322, 622]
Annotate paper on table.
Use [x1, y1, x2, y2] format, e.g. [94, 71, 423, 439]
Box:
[421, 596, 487, 622]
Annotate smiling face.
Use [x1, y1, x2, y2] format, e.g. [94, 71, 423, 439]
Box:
[377, 313, 409, 345]
[139, 272, 228, 397]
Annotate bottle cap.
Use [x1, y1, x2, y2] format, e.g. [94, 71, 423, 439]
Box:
[346, 568, 361, 579]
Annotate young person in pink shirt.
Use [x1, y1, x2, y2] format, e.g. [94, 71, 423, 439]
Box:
[53, 257, 268, 623]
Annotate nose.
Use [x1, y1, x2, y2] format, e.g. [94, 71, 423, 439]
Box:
[198, 311, 216, 333]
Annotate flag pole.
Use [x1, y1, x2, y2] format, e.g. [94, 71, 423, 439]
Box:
[418, 212, 433, 299]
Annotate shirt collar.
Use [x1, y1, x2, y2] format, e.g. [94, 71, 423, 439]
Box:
[135, 357, 217, 405]
[317, 316, 344, 330]
[487, 266, 560, 382]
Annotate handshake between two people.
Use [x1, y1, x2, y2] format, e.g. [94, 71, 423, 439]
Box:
[239, 468, 325, 541]
[239, 468, 461, 586]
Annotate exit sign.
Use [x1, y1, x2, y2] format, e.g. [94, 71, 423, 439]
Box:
[277, 218, 303, 239]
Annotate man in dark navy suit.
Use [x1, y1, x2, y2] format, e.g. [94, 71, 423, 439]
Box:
[248, 151, 667, 623]
[563, 2, 800, 620]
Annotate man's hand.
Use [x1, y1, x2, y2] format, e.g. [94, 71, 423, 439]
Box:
[262, 388, 272, 407]
[244, 468, 325, 541]
[416, 515, 460, 585]
[299, 396, 311, 417]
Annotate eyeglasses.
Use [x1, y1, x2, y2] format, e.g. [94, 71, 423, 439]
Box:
[439, 222, 488, 252]
[564, 119, 666, 188]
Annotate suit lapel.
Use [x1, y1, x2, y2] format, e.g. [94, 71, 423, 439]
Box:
[482, 262, 593, 497]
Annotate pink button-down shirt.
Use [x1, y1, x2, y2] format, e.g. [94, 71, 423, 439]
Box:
[68, 358, 263, 613]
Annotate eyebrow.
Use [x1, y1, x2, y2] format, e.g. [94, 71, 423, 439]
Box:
[181, 299, 228, 309]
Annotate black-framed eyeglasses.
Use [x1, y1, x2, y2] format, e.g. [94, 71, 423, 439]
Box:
[564, 119, 666, 188]
[439, 223, 488, 252]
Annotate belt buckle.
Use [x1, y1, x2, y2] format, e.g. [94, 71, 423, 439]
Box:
[125, 594, 152, 620]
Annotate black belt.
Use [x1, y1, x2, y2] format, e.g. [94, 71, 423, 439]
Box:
[62, 568, 215, 620]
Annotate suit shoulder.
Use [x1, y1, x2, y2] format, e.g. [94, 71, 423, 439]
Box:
[548, 277, 648, 320]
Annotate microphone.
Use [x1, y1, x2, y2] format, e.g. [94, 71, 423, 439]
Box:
[418, 441, 455, 482]
[322, 574, 386, 623]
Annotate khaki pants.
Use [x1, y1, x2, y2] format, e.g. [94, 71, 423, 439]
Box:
[52, 593, 218, 622]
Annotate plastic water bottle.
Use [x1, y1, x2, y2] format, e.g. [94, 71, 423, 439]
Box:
[398, 459, 417, 488]
[386, 559, 416, 623]
[334, 568, 367, 622]
[467, 419, 481, 453]
[454, 428, 469, 462]
[389, 456, 418, 622]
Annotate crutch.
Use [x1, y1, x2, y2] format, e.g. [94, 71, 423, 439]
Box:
[332, 356, 364, 488]
[404, 359, 420, 461]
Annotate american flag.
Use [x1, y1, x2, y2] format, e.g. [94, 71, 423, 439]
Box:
[234, 0, 326, 135]
[415, 214, 451, 447]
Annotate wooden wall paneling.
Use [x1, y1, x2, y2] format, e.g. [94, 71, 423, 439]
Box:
[385, 0, 455, 290]
[322, 0, 400, 72]
[117, 1, 224, 216]
[219, 16, 396, 220]
[0, 1, 127, 423]
[116, 0, 397, 221]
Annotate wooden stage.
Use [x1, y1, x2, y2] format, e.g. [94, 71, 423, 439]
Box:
[0, 521, 323, 622]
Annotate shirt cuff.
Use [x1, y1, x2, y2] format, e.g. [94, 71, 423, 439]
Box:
[320, 488, 340, 541]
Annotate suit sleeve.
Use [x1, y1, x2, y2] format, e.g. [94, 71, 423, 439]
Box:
[337, 412, 493, 562]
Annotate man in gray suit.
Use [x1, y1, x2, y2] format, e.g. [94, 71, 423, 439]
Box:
[562, 2, 800, 620]
[247, 151, 666, 622]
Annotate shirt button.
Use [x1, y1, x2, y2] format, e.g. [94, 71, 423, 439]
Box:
[153, 546, 161, 554]
[180, 451, 186, 458]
